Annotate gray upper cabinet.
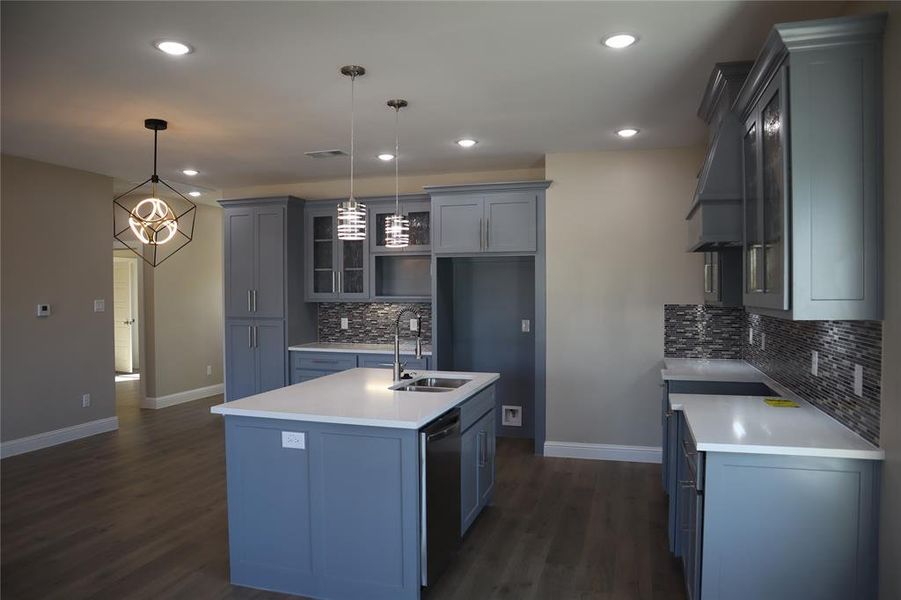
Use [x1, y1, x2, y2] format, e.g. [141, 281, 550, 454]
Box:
[735, 13, 885, 320]
[368, 195, 431, 253]
[223, 202, 287, 319]
[426, 181, 551, 255]
[304, 204, 370, 301]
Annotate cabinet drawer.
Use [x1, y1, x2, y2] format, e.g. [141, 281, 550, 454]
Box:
[459, 385, 495, 432]
[359, 354, 429, 370]
[291, 352, 357, 372]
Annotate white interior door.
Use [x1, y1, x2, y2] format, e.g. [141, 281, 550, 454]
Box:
[113, 257, 134, 373]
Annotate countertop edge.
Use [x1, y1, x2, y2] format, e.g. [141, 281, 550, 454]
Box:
[288, 344, 434, 356]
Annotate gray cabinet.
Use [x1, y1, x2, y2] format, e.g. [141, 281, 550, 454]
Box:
[369, 196, 431, 253]
[736, 14, 885, 320]
[288, 351, 430, 384]
[460, 388, 497, 535]
[224, 204, 285, 319]
[427, 182, 550, 255]
[304, 204, 369, 301]
[358, 354, 429, 371]
[221, 197, 315, 402]
[225, 318, 286, 401]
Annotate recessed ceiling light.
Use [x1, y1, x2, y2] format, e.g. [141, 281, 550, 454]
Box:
[456, 139, 478, 148]
[377, 153, 395, 161]
[603, 33, 638, 49]
[188, 191, 201, 197]
[182, 168, 198, 176]
[616, 128, 640, 138]
[155, 40, 193, 56]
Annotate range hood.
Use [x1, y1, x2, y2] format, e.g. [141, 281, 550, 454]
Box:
[686, 62, 752, 252]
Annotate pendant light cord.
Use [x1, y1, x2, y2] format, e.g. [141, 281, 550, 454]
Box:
[394, 105, 400, 214]
[350, 73, 355, 202]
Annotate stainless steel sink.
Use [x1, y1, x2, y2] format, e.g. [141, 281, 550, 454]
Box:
[394, 377, 471, 393]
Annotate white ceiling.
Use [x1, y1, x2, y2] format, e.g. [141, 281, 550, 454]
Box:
[2, 1, 843, 193]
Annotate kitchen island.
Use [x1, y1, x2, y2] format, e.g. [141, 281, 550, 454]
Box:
[211, 367, 499, 600]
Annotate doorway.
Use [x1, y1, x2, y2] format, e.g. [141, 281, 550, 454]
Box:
[113, 255, 139, 374]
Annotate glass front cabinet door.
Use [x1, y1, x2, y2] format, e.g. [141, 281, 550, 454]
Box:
[369, 197, 431, 253]
[742, 65, 789, 310]
[305, 205, 370, 301]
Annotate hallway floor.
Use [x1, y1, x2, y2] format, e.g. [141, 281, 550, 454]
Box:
[0, 381, 685, 599]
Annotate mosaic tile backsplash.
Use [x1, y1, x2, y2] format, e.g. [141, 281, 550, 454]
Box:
[664, 304, 883, 445]
[318, 302, 432, 344]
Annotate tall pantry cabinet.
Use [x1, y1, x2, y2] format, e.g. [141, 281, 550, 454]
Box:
[220, 197, 316, 401]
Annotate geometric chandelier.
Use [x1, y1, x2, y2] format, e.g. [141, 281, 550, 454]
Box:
[113, 118, 196, 267]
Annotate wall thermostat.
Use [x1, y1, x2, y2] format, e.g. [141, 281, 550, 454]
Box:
[36, 304, 51, 317]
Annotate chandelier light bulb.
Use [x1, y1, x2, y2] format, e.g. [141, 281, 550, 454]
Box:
[128, 197, 179, 245]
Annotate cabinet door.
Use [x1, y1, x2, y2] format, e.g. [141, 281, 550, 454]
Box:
[370, 199, 430, 253]
[339, 238, 369, 299]
[460, 424, 480, 534]
[225, 319, 257, 401]
[477, 410, 496, 507]
[484, 192, 537, 252]
[743, 115, 764, 298]
[433, 196, 484, 253]
[306, 208, 338, 301]
[224, 208, 255, 318]
[255, 321, 286, 394]
[758, 69, 790, 310]
[254, 206, 285, 318]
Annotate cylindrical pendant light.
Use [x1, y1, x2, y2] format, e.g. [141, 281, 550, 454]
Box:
[337, 65, 367, 241]
[385, 99, 409, 248]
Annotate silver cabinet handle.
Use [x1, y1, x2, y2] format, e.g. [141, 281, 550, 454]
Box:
[703, 264, 712, 293]
[253, 325, 258, 348]
[252, 289, 257, 312]
[486, 217, 490, 249]
[247, 290, 253, 312]
[338, 272, 342, 294]
[479, 217, 484, 250]
[332, 271, 336, 293]
[247, 325, 253, 348]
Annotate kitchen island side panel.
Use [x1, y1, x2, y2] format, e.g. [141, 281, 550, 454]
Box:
[224, 416, 421, 600]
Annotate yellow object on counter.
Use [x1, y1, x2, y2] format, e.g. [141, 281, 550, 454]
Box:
[764, 398, 801, 408]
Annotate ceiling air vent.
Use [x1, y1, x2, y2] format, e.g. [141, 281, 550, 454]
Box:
[304, 149, 348, 159]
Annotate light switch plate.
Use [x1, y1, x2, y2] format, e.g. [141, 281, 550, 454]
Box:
[340, 317, 349, 330]
[521, 319, 530, 333]
[282, 431, 306, 449]
[853, 365, 863, 397]
[811, 351, 819, 376]
[82, 394, 91, 408]
[760, 333, 766, 351]
[93, 299, 105, 312]
[410, 318, 418, 332]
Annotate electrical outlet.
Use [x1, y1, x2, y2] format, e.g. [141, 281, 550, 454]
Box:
[82, 394, 91, 408]
[206, 365, 212, 376]
[340, 317, 349, 330]
[93, 299, 105, 313]
[410, 318, 418, 332]
[811, 351, 819, 376]
[853, 364, 863, 397]
[761, 333, 766, 351]
[748, 327, 754, 344]
[281, 431, 306, 449]
[502, 405, 522, 427]
[521, 319, 531, 333]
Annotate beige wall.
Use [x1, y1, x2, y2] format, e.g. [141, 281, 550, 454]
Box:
[142, 203, 224, 399]
[545, 147, 704, 448]
[222, 166, 546, 200]
[1, 154, 115, 441]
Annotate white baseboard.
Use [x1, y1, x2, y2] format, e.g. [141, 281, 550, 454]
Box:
[1, 416, 119, 459]
[141, 383, 224, 409]
[544, 441, 662, 464]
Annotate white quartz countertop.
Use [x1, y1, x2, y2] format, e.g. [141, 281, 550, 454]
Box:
[669, 393, 884, 460]
[288, 342, 433, 356]
[661, 358, 766, 382]
[210, 368, 498, 429]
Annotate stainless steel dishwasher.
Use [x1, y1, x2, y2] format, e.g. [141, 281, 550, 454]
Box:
[420, 408, 461, 587]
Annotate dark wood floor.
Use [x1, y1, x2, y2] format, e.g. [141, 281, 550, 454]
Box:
[1, 381, 686, 600]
